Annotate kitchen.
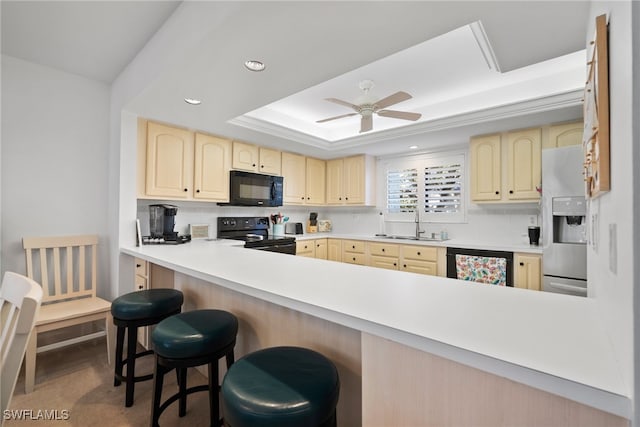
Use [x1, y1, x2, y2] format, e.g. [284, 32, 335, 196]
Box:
[1, 1, 638, 427]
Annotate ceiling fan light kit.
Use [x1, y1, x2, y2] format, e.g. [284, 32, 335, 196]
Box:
[317, 79, 422, 133]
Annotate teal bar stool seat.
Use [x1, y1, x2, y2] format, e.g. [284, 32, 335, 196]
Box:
[111, 288, 184, 407]
[221, 346, 340, 427]
[151, 309, 238, 427]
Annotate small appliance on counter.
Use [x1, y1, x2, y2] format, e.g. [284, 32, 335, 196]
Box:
[318, 220, 332, 232]
[285, 222, 304, 235]
[144, 204, 191, 244]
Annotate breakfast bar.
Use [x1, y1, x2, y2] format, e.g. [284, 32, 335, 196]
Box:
[121, 240, 630, 426]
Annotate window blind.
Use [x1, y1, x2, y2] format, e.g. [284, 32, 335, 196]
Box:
[387, 168, 418, 213]
[424, 162, 462, 214]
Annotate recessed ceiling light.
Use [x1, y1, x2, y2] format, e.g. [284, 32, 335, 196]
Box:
[184, 98, 202, 105]
[244, 60, 265, 72]
[409, 145, 419, 150]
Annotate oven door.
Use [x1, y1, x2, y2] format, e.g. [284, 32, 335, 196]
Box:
[248, 243, 296, 255]
[446, 247, 513, 286]
[229, 170, 283, 207]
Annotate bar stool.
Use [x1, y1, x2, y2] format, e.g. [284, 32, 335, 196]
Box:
[150, 309, 238, 427]
[111, 288, 184, 407]
[221, 346, 340, 427]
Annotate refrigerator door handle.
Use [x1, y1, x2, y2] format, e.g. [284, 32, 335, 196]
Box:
[547, 280, 587, 296]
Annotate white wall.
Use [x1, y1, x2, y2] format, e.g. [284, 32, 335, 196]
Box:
[0, 55, 111, 296]
[585, 0, 636, 405]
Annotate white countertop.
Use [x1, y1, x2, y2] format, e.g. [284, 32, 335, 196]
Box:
[121, 239, 627, 418]
[291, 232, 543, 254]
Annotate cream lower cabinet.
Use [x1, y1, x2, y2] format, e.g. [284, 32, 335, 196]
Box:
[133, 260, 175, 349]
[314, 238, 328, 259]
[514, 253, 542, 291]
[342, 240, 366, 265]
[296, 240, 316, 257]
[368, 242, 399, 270]
[400, 245, 438, 276]
[327, 239, 342, 262]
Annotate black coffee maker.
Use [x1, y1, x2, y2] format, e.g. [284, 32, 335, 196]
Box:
[149, 204, 178, 241]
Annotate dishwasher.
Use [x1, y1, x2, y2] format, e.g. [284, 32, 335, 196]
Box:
[446, 247, 513, 286]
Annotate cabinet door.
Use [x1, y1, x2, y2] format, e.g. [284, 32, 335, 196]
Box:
[306, 157, 326, 205]
[546, 122, 583, 149]
[343, 155, 366, 204]
[314, 239, 328, 259]
[514, 253, 542, 291]
[327, 239, 342, 262]
[146, 122, 194, 198]
[281, 152, 306, 205]
[507, 129, 541, 200]
[232, 141, 259, 172]
[193, 133, 231, 201]
[259, 147, 281, 175]
[326, 158, 344, 205]
[470, 134, 501, 201]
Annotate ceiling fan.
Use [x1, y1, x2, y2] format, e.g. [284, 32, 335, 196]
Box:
[316, 80, 422, 133]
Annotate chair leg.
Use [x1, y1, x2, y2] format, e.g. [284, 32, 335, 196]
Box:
[125, 325, 138, 407]
[225, 351, 234, 368]
[208, 362, 219, 427]
[24, 329, 38, 393]
[105, 313, 114, 365]
[114, 326, 125, 387]
[150, 358, 166, 427]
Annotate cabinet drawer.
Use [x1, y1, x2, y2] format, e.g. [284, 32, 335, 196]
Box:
[343, 240, 366, 253]
[401, 245, 438, 261]
[370, 255, 399, 270]
[401, 260, 437, 276]
[369, 242, 399, 257]
[343, 253, 366, 265]
[135, 275, 148, 291]
[296, 241, 316, 257]
[135, 258, 148, 277]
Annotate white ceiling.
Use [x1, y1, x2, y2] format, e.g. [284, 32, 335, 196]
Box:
[1, 1, 590, 158]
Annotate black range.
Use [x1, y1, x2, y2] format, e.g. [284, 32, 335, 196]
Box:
[217, 217, 296, 255]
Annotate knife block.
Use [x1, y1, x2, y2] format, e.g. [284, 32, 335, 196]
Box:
[306, 221, 318, 233]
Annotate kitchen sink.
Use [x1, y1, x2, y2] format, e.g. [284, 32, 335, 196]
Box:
[376, 234, 448, 242]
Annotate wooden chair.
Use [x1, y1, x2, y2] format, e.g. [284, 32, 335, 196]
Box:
[22, 234, 113, 393]
[1, 272, 43, 414]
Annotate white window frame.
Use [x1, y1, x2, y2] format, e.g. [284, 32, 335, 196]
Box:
[380, 151, 467, 224]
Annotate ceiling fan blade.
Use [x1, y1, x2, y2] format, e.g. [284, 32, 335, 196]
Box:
[377, 109, 422, 121]
[375, 91, 412, 109]
[316, 112, 359, 123]
[360, 115, 373, 133]
[324, 97, 359, 110]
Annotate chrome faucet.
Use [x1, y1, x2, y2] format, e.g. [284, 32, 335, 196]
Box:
[415, 209, 424, 239]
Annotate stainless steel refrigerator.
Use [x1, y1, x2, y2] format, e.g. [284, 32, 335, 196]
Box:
[541, 145, 587, 296]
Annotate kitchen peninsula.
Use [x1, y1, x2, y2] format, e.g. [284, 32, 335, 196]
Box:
[122, 240, 629, 426]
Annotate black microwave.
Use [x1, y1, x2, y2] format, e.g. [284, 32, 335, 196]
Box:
[227, 170, 283, 207]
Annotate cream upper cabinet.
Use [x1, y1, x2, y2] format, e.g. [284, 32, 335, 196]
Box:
[282, 153, 325, 205]
[470, 134, 501, 201]
[470, 129, 541, 203]
[232, 141, 259, 172]
[506, 128, 541, 200]
[545, 121, 583, 149]
[326, 155, 376, 206]
[258, 147, 282, 175]
[306, 157, 326, 205]
[193, 133, 232, 201]
[145, 121, 194, 199]
[514, 253, 542, 291]
[282, 152, 307, 204]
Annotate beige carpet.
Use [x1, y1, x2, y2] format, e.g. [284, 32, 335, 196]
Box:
[6, 337, 213, 426]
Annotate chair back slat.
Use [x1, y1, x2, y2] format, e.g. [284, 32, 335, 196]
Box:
[22, 235, 99, 304]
